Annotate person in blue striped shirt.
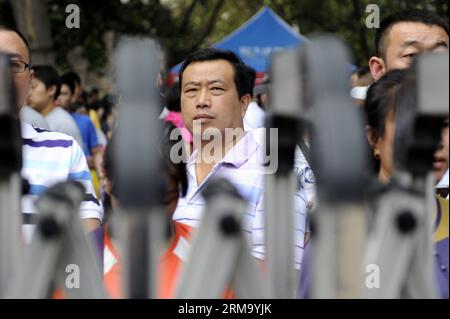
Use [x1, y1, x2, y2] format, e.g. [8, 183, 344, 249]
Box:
[0, 22, 102, 243]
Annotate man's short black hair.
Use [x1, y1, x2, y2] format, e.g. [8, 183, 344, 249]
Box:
[165, 82, 181, 112]
[61, 73, 76, 95]
[364, 69, 408, 172]
[179, 48, 251, 99]
[375, 9, 449, 58]
[244, 65, 256, 98]
[0, 21, 31, 63]
[63, 71, 81, 86]
[364, 69, 407, 141]
[31, 65, 62, 101]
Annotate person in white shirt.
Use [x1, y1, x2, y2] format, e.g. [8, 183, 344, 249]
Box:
[175, 48, 308, 270]
[242, 66, 266, 131]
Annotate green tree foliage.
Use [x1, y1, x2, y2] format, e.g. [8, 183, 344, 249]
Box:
[27, 0, 449, 72]
[227, 0, 448, 66]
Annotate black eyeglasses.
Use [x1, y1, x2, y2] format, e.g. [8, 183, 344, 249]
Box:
[9, 59, 30, 74]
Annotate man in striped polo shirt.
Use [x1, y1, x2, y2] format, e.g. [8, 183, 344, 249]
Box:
[0, 23, 102, 242]
[170, 48, 308, 276]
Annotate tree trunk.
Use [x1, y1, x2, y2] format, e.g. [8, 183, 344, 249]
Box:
[351, 0, 370, 64]
[189, 0, 226, 50]
[177, 0, 198, 34]
[10, 0, 55, 66]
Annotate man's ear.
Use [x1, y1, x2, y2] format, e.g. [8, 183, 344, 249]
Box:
[369, 56, 386, 81]
[47, 84, 57, 100]
[240, 93, 251, 116]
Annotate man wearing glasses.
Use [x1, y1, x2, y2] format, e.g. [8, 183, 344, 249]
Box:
[0, 23, 102, 242]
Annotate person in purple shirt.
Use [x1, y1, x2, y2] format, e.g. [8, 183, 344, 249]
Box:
[299, 9, 449, 299]
[433, 196, 449, 299]
[299, 68, 448, 299]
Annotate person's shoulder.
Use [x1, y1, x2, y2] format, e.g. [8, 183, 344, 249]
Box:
[48, 106, 64, 115]
[61, 109, 82, 129]
[235, 131, 266, 172]
[437, 196, 449, 213]
[24, 122, 76, 143]
[248, 128, 264, 146]
[20, 106, 50, 130]
[71, 112, 87, 123]
[80, 113, 94, 124]
[22, 123, 82, 157]
[52, 107, 74, 119]
[247, 101, 265, 115]
[46, 107, 68, 122]
[21, 105, 41, 118]
[435, 196, 449, 242]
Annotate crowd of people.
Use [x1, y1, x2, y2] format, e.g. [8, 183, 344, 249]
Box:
[0, 7, 448, 299]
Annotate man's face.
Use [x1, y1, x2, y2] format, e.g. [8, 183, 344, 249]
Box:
[27, 78, 53, 113]
[0, 30, 32, 109]
[384, 22, 448, 69]
[434, 119, 449, 182]
[56, 83, 73, 110]
[370, 22, 449, 80]
[180, 60, 249, 137]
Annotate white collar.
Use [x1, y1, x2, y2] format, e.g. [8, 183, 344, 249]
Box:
[436, 169, 449, 189]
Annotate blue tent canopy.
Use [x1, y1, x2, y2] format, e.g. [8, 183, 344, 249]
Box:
[170, 6, 307, 74]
